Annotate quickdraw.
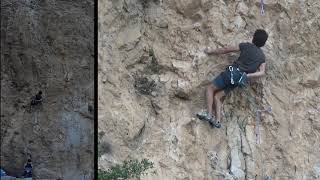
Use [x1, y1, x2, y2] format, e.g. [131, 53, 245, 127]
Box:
[260, 0, 265, 15]
[229, 66, 235, 85]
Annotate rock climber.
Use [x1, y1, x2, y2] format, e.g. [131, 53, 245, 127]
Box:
[30, 91, 43, 111]
[197, 29, 268, 128]
[23, 158, 33, 178]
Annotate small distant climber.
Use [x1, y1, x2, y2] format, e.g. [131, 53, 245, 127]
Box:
[197, 29, 268, 128]
[29, 91, 43, 111]
[23, 158, 33, 178]
[88, 104, 93, 114]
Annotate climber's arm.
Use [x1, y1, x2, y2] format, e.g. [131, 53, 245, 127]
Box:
[246, 63, 266, 78]
[204, 46, 240, 55]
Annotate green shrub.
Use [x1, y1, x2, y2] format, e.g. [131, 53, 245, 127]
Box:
[98, 159, 154, 180]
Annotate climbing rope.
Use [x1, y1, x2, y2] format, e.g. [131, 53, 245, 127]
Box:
[255, 110, 261, 144]
[242, 87, 260, 144]
[242, 86, 271, 179]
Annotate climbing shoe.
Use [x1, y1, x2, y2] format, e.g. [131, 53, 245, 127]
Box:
[210, 120, 222, 128]
[196, 111, 222, 128]
[196, 111, 212, 122]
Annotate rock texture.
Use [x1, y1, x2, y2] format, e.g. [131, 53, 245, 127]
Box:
[1, 0, 94, 179]
[99, 0, 320, 179]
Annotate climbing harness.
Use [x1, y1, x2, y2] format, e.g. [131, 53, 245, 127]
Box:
[227, 65, 247, 86]
[260, 0, 265, 15]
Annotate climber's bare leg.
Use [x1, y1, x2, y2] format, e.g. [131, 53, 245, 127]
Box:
[211, 102, 215, 116]
[213, 95, 226, 118]
[214, 90, 226, 123]
[206, 84, 220, 116]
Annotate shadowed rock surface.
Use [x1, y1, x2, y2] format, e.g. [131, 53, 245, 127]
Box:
[1, 0, 94, 179]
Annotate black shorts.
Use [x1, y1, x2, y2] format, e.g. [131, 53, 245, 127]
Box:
[31, 100, 41, 106]
[212, 73, 237, 94]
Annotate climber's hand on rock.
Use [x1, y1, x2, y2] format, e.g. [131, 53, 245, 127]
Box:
[204, 47, 209, 54]
[204, 47, 221, 55]
[204, 47, 214, 55]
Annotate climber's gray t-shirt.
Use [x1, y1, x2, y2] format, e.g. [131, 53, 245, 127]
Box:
[233, 42, 265, 73]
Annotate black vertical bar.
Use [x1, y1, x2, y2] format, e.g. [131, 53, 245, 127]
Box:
[94, 0, 98, 179]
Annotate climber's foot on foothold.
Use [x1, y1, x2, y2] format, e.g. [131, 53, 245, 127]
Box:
[210, 120, 222, 128]
[205, 116, 221, 128]
[196, 111, 220, 128]
[196, 111, 210, 121]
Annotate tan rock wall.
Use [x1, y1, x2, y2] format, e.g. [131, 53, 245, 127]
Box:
[99, 0, 320, 179]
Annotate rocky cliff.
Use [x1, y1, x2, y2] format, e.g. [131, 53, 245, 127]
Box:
[99, 0, 320, 179]
[1, 0, 94, 179]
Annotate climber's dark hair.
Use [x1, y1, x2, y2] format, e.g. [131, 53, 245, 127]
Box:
[252, 29, 268, 47]
[38, 91, 42, 95]
[27, 159, 31, 162]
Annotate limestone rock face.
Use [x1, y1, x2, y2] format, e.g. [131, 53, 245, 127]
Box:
[99, 0, 320, 179]
[1, 0, 94, 179]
